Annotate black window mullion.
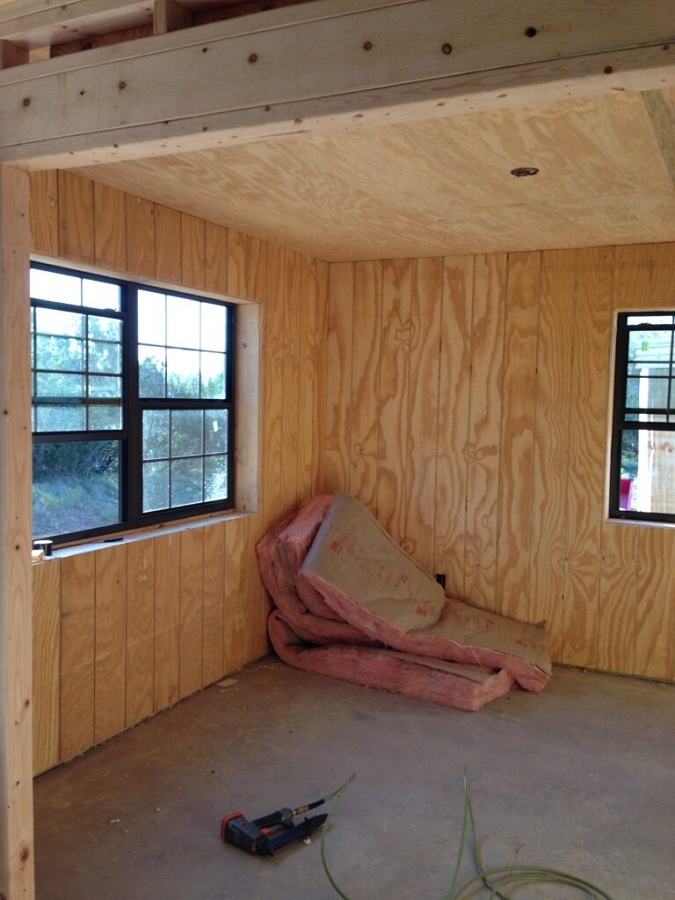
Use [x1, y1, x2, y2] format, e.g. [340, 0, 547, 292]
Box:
[125, 285, 142, 526]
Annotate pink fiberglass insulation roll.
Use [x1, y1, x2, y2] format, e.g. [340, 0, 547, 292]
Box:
[275, 494, 342, 620]
[268, 611, 515, 712]
[299, 493, 552, 693]
[256, 513, 378, 646]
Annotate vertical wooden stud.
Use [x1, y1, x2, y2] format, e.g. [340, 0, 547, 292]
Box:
[0, 164, 34, 900]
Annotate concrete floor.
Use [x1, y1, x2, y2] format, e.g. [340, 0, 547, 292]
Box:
[34, 659, 675, 899]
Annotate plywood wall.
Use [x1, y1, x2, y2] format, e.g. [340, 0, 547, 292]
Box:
[29, 171, 327, 774]
[317, 247, 675, 683]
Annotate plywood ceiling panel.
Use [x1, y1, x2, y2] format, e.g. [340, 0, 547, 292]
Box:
[75, 90, 675, 261]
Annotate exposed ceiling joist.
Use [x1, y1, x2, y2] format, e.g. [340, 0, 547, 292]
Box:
[1, 0, 674, 170]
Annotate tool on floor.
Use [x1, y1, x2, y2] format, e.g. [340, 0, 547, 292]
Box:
[220, 795, 329, 856]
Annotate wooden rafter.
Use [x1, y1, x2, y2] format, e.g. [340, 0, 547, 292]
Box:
[0, 0, 673, 169]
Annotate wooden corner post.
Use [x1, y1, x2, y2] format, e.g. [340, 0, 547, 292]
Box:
[0, 165, 35, 899]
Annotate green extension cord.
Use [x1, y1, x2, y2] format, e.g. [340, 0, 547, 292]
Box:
[320, 771, 614, 900]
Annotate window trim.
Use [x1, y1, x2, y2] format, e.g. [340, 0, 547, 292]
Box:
[609, 310, 675, 525]
[30, 260, 238, 545]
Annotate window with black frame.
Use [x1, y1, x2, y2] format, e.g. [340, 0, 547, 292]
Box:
[610, 312, 675, 522]
[30, 262, 236, 544]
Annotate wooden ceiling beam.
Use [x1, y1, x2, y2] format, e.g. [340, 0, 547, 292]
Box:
[0, 0, 674, 169]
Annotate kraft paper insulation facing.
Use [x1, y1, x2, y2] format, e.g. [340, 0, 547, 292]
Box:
[257, 493, 551, 711]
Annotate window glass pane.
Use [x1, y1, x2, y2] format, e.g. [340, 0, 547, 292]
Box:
[143, 460, 169, 512]
[205, 409, 228, 455]
[620, 428, 675, 515]
[88, 340, 122, 374]
[205, 455, 228, 501]
[167, 348, 200, 398]
[167, 295, 200, 349]
[626, 315, 674, 327]
[201, 303, 226, 352]
[32, 440, 120, 537]
[171, 458, 203, 507]
[89, 405, 122, 430]
[36, 335, 85, 373]
[88, 375, 122, 398]
[171, 409, 203, 457]
[36, 372, 85, 398]
[35, 405, 86, 432]
[628, 330, 673, 365]
[143, 410, 170, 460]
[625, 376, 671, 411]
[200, 351, 225, 399]
[139, 346, 166, 398]
[35, 307, 85, 338]
[82, 279, 121, 311]
[30, 269, 81, 306]
[88, 315, 121, 342]
[138, 290, 166, 345]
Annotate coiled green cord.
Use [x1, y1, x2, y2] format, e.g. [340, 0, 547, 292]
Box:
[320, 770, 614, 900]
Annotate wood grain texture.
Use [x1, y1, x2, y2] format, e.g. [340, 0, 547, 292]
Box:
[464, 254, 506, 610]
[296, 255, 320, 507]
[404, 257, 442, 573]
[60, 552, 96, 759]
[125, 193, 156, 277]
[205, 221, 228, 295]
[29, 169, 57, 256]
[202, 523, 225, 686]
[635, 526, 675, 680]
[224, 516, 250, 671]
[281, 248, 301, 513]
[598, 522, 638, 674]
[94, 544, 127, 743]
[376, 258, 411, 545]
[58, 170, 94, 263]
[178, 528, 204, 699]
[434, 255, 474, 599]
[496, 251, 541, 623]
[0, 166, 33, 897]
[260, 241, 285, 526]
[529, 250, 577, 655]
[125, 539, 155, 728]
[94, 180, 126, 271]
[319, 262, 353, 494]
[32, 560, 60, 775]
[349, 260, 382, 512]
[155, 203, 182, 284]
[153, 532, 181, 712]
[181, 212, 205, 289]
[560, 247, 613, 668]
